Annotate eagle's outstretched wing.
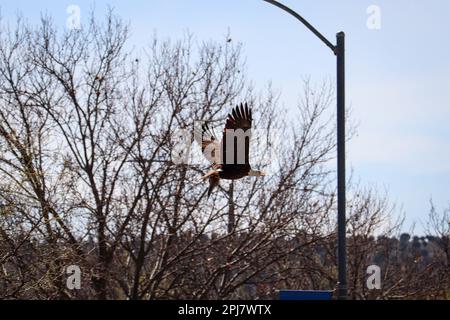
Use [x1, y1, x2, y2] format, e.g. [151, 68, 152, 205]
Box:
[221, 103, 253, 166]
[194, 122, 220, 164]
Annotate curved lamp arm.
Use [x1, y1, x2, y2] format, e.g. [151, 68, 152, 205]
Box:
[262, 0, 336, 53]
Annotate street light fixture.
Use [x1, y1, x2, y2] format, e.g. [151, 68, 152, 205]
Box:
[262, 0, 347, 300]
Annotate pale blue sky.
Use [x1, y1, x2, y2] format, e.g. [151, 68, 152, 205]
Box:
[1, 0, 449, 233]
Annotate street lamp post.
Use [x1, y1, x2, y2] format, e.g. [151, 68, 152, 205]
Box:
[262, 0, 347, 300]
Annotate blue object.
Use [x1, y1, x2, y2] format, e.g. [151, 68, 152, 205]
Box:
[279, 290, 333, 300]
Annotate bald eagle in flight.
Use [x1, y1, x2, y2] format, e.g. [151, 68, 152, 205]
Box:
[195, 103, 265, 197]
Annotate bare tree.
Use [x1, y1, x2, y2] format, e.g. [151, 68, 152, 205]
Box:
[0, 12, 448, 300]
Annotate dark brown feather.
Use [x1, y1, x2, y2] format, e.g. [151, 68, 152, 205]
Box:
[221, 103, 253, 167]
